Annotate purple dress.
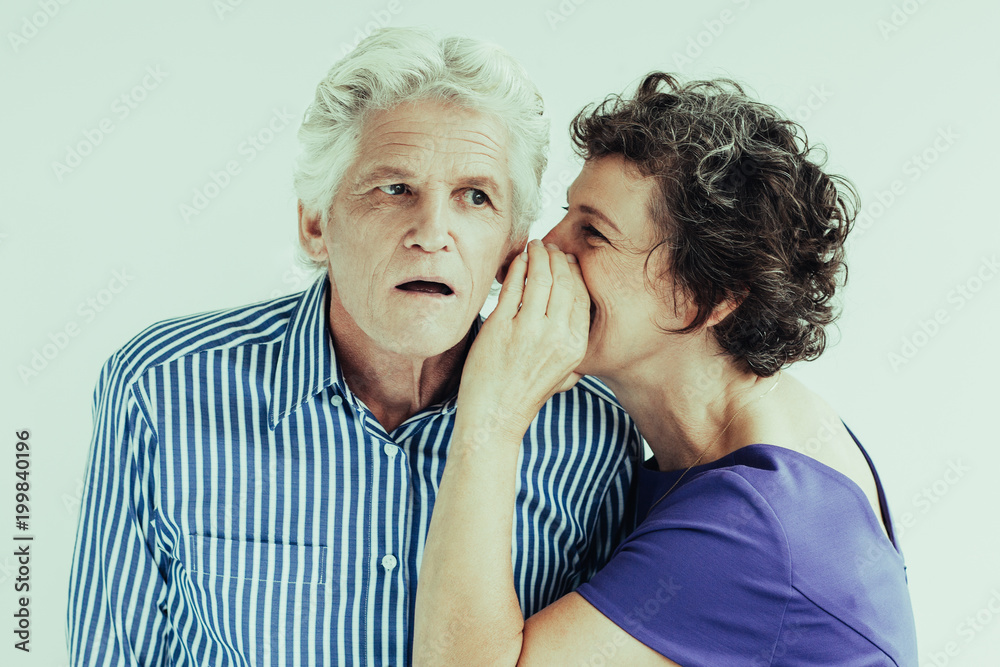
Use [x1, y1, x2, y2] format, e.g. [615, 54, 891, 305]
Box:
[575, 425, 918, 666]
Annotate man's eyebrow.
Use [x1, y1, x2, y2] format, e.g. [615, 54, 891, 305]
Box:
[567, 188, 622, 234]
[354, 168, 504, 199]
[355, 166, 416, 187]
[464, 176, 504, 197]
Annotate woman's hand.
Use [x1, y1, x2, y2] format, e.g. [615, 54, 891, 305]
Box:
[413, 240, 589, 665]
[456, 239, 591, 443]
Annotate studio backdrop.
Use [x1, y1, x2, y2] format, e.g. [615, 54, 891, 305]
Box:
[2, 0, 998, 664]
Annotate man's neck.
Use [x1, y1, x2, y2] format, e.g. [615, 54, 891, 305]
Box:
[326, 289, 473, 434]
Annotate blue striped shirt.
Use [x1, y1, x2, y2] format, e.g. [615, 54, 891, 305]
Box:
[67, 274, 641, 666]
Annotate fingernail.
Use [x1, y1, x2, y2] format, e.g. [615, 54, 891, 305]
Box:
[566, 253, 578, 263]
[530, 239, 543, 247]
[519, 251, 528, 262]
[545, 243, 559, 251]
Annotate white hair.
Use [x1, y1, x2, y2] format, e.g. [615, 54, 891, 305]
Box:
[293, 27, 549, 269]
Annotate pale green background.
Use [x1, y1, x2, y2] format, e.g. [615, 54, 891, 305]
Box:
[2, 0, 998, 664]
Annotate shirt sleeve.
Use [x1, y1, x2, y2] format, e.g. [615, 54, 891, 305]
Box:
[577, 417, 642, 583]
[575, 469, 792, 666]
[67, 353, 170, 666]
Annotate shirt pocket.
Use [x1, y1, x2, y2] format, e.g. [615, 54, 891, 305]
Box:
[180, 534, 327, 585]
[173, 535, 330, 661]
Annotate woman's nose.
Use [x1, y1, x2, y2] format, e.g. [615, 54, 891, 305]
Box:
[541, 216, 570, 249]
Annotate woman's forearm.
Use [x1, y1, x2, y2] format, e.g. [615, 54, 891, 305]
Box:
[414, 242, 589, 665]
[413, 414, 528, 666]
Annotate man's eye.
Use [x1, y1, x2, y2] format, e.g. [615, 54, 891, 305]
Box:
[463, 189, 491, 207]
[378, 184, 408, 195]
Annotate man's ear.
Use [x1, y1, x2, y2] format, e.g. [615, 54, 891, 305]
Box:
[298, 200, 328, 263]
[495, 236, 528, 283]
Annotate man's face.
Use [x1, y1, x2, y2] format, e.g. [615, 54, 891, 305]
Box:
[301, 98, 522, 360]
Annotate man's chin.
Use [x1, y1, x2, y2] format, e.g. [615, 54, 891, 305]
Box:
[572, 342, 606, 380]
[572, 358, 594, 380]
[381, 321, 470, 360]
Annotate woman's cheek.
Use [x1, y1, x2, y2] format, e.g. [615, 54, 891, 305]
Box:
[599, 253, 641, 301]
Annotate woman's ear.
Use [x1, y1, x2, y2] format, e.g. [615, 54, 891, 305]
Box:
[706, 291, 746, 327]
[495, 237, 528, 283]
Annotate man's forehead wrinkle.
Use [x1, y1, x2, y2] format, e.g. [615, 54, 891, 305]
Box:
[369, 142, 505, 167]
[465, 128, 503, 151]
[367, 135, 502, 157]
[364, 113, 431, 136]
[378, 141, 431, 154]
[354, 106, 510, 200]
[374, 131, 503, 153]
[358, 151, 501, 173]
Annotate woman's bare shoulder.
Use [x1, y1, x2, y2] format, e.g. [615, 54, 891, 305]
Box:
[765, 374, 889, 539]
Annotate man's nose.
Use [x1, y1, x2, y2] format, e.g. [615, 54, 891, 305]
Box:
[404, 196, 452, 252]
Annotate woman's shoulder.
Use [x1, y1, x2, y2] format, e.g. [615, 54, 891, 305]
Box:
[635, 440, 909, 601]
[632, 443, 915, 644]
[579, 444, 917, 664]
[628, 453, 802, 582]
[643, 443, 890, 548]
[639, 440, 853, 509]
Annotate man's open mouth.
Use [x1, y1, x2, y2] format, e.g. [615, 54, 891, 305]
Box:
[396, 280, 455, 296]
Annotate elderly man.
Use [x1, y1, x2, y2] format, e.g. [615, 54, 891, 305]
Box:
[67, 27, 640, 666]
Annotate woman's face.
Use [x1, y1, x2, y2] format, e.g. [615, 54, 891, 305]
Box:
[542, 155, 695, 379]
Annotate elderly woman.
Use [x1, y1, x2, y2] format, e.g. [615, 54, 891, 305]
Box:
[413, 73, 918, 665]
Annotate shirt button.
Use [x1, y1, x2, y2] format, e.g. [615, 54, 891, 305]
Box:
[381, 554, 397, 571]
[330, 395, 343, 407]
[383, 443, 398, 457]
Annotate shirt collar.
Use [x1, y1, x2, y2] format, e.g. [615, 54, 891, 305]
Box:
[267, 273, 485, 429]
[268, 274, 340, 430]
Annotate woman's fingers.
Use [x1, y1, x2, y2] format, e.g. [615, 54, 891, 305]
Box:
[566, 257, 591, 348]
[460, 241, 589, 425]
[532, 243, 589, 381]
[545, 244, 577, 323]
[518, 239, 553, 320]
[492, 244, 528, 321]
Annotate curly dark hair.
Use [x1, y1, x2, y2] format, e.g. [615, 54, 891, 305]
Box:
[570, 72, 859, 376]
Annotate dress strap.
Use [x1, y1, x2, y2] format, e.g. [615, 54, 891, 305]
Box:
[841, 421, 900, 552]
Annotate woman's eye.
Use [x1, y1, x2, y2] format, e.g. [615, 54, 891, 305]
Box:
[378, 184, 408, 195]
[581, 224, 607, 242]
[463, 189, 491, 207]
